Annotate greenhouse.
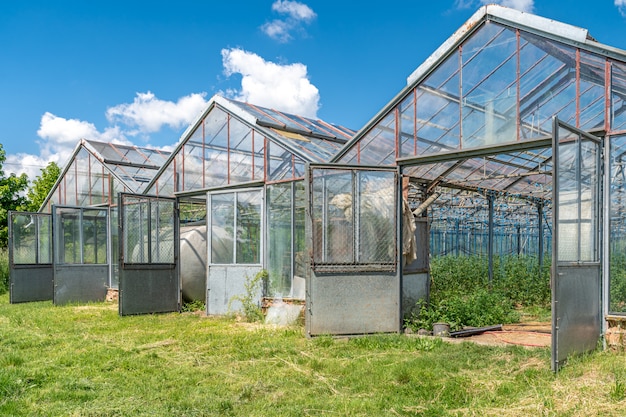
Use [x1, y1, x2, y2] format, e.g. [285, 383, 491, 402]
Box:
[317, 4, 626, 370]
[8, 4, 626, 370]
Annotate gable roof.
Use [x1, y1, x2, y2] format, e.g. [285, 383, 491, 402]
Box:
[144, 95, 355, 195]
[40, 139, 170, 211]
[332, 4, 626, 164]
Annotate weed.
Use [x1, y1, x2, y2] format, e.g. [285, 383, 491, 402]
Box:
[228, 269, 267, 322]
[181, 299, 205, 313]
[610, 367, 626, 401]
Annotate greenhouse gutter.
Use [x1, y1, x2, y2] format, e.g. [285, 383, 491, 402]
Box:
[396, 137, 552, 167]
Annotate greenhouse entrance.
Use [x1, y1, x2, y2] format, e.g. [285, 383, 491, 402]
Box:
[305, 164, 403, 336]
[118, 193, 180, 316]
[8, 212, 53, 303]
[52, 205, 109, 305]
[551, 119, 602, 371]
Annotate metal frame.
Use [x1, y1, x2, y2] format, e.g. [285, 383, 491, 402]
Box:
[551, 117, 603, 371]
[118, 193, 180, 316]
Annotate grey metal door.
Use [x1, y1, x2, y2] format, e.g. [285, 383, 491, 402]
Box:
[53, 206, 109, 305]
[119, 193, 180, 316]
[305, 164, 401, 336]
[8, 212, 53, 303]
[552, 118, 602, 371]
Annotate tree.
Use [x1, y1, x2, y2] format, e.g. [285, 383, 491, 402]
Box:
[26, 161, 60, 212]
[0, 144, 29, 247]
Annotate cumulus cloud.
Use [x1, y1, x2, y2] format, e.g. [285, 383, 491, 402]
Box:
[617, 0, 626, 17]
[455, 0, 534, 13]
[106, 92, 208, 134]
[6, 91, 209, 181]
[221, 47, 320, 118]
[261, 0, 316, 42]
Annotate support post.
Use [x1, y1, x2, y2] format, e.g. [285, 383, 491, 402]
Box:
[538, 202, 544, 276]
[488, 193, 494, 285]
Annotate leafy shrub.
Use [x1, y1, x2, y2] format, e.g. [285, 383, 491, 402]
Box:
[181, 299, 205, 313]
[408, 288, 520, 332]
[407, 255, 549, 332]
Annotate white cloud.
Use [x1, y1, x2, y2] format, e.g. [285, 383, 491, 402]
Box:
[272, 0, 316, 21]
[6, 92, 209, 181]
[617, 0, 626, 17]
[106, 92, 208, 134]
[221, 48, 320, 118]
[455, 0, 534, 13]
[261, 0, 316, 42]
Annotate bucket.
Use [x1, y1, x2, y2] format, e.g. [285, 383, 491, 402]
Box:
[432, 322, 450, 337]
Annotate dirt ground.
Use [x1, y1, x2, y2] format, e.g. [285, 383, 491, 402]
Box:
[445, 322, 551, 348]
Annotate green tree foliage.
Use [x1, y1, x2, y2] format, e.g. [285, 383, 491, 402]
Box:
[26, 161, 60, 212]
[0, 144, 29, 247]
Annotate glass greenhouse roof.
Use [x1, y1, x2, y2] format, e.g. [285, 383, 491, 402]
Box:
[333, 4, 626, 204]
[84, 140, 171, 193]
[146, 96, 355, 196]
[41, 139, 171, 211]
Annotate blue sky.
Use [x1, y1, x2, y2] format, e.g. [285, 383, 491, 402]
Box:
[1, 0, 626, 180]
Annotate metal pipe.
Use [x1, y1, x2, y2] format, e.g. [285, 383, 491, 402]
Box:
[412, 192, 441, 217]
[488, 194, 494, 284]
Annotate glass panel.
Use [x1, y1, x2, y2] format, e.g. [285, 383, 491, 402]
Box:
[75, 149, 90, 206]
[65, 162, 77, 206]
[268, 141, 294, 181]
[229, 121, 254, 184]
[357, 171, 396, 263]
[612, 60, 626, 132]
[462, 25, 517, 148]
[57, 208, 81, 264]
[182, 142, 204, 191]
[253, 133, 265, 181]
[557, 127, 598, 263]
[579, 51, 606, 131]
[124, 200, 149, 263]
[519, 32, 576, 139]
[151, 201, 175, 263]
[312, 169, 354, 264]
[211, 193, 234, 264]
[205, 109, 229, 188]
[11, 214, 37, 264]
[268, 183, 292, 295]
[90, 158, 106, 205]
[294, 181, 306, 278]
[236, 191, 262, 264]
[399, 91, 416, 158]
[82, 209, 108, 264]
[610, 135, 626, 312]
[358, 112, 396, 165]
[38, 215, 52, 264]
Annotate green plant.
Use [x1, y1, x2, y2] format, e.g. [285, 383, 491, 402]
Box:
[228, 269, 268, 322]
[181, 299, 205, 313]
[0, 248, 8, 295]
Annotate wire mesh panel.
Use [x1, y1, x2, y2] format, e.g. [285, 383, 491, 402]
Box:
[306, 165, 401, 336]
[8, 212, 53, 303]
[310, 167, 397, 272]
[119, 193, 179, 316]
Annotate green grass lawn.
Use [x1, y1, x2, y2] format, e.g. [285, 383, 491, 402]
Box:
[1, 294, 626, 416]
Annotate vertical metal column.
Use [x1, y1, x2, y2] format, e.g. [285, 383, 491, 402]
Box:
[538, 202, 544, 274]
[488, 193, 494, 284]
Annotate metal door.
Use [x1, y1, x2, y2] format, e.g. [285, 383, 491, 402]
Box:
[118, 193, 180, 316]
[552, 118, 602, 371]
[305, 164, 401, 336]
[53, 206, 109, 305]
[8, 212, 53, 303]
